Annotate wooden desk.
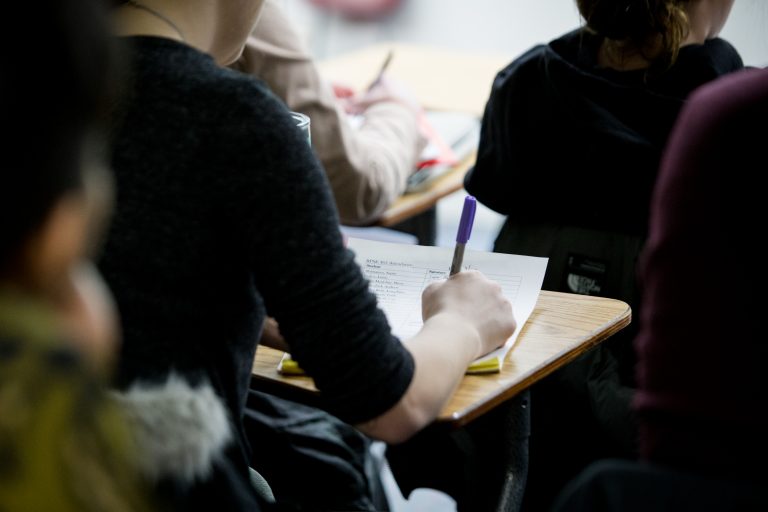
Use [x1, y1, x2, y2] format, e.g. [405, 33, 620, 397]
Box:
[318, 42, 511, 117]
[319, 43, 511, 229]
[252, 290, 631, 428]
[378, 151, 474, 227]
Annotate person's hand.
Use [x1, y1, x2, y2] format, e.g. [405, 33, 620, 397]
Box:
[342, 75, 422, 116]
[421, 270, 516, 357]
[331, 82, 356, 99]
[259, 316, 290, 352]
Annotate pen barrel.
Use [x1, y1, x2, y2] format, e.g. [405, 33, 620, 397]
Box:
[450, 243, 466, 276]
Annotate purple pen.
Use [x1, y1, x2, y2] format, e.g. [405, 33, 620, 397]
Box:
[450, 195, 477, 276]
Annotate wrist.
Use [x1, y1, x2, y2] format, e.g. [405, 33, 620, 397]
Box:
[421, 312, 482, 362]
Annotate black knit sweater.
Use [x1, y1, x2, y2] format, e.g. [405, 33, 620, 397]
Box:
[99, 36, 414, 487]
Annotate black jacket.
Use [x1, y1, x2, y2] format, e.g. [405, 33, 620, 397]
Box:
[466, 29, 743, 237]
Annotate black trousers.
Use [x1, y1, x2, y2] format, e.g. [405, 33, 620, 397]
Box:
[243, 390, 388, 511]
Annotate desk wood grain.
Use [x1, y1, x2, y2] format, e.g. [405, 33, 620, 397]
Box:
[252, 290, 631, 428]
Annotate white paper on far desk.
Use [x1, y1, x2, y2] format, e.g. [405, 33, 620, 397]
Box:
[346, 238, 548, 373]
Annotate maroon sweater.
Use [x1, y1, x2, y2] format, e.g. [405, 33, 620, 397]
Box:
[634, 68, 768, 481]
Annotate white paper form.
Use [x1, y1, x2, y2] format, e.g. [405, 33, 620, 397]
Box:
[347, 238, 548, 373]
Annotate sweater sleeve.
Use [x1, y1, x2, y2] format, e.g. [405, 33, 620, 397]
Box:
[234, 0, 424, 225]
[215, 83, 414, 424]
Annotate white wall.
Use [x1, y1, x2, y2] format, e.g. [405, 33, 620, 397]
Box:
[721, 0, 768, 67]
[280, 0, 767, 66]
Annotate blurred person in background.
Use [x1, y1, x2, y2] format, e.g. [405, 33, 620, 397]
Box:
[462, 0, 742, 509]
[0, 0, 154, 510]
[553, 65, 768, 512]
[233, 0, 426, 226]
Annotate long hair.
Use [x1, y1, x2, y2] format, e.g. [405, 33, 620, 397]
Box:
[576, 0, 690, 72]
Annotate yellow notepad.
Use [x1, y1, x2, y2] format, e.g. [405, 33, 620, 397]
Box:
[277, 353, 305, 375]
[278, 352, 504, 376]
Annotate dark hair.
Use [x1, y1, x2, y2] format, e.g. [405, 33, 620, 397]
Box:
[0, 0, 117, 274]
[576, 0, 689, 71]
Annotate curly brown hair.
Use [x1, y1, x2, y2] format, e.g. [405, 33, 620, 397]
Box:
[576, 0, 690, 72]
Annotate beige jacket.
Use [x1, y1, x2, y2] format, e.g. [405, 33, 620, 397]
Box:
[233, 0, 425, 225]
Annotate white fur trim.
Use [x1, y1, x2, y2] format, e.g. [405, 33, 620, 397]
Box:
[112, 374, 233, 484]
